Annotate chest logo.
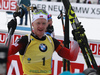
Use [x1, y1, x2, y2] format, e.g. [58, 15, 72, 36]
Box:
[39, 43, 47, 52]
[27, 58, 31, 63]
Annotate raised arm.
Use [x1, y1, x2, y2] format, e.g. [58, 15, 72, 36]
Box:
[53, 38, 79, 61]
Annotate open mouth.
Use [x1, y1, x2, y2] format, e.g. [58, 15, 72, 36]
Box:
[38, 29, 44, 32]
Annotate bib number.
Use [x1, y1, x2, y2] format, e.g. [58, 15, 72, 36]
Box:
[42, 57, 45, 66]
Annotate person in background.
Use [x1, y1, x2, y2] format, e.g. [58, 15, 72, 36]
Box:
[57, 0, 61, 2]
[87, 1, 92, 4]
[60, 67, 100, 75]
[16, 0, 20, 12]
[7, 9, 80, 75]
[46, 14, 55, 37]
[76, 0, 80, 3]
[17, 0, 31, 25]
[98, 0, 100, 4]
[47, 0, 51, 1]
[83, 0, 87, 3]
[60, 71, 84, 75]
[83, 0, 92, 4]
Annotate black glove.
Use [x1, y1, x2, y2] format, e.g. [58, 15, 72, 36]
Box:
[7, 19, 17, 35]
[72, 25, 85, 41]
[46, 25, 54, 33]
[13, 7, 25, 18]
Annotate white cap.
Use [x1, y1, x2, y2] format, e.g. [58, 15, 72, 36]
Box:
[32, 12, 48, 23]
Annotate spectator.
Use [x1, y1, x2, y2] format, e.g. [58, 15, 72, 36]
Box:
[83, 0, 87, 3]
[46, 14, 55, 37]
[57, 0, 61, 2]
[87, 1, 92, 4]
[84, 0, 92, 4]
[98, 0, 100, 4]
[76, 0, 80, 3]
[47, 0, 51, 1]
[16, 0, 20, 12]
[17, 0, 31, 25]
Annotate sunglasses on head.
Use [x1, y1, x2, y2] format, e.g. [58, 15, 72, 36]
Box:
[33, 9, 48, 15]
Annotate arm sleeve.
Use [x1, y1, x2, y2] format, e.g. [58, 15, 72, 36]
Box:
[53, 38, 79, 61]
[8, 36, 28, 56]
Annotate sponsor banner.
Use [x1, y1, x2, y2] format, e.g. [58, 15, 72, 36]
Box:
[0, 32, 100, 75]
[31, 1, 64, 17]
[0, 0, 17, 12]
[31, 1, 100, 19]
[72, 3, 100, 18]
[1, 0, 100, 18]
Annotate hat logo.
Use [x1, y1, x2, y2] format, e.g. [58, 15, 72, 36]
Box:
[40, 15, 43, 17]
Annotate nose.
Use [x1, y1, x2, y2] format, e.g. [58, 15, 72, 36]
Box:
[39, 23, 44, 28]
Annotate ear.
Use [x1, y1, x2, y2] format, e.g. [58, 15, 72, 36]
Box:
[32, 22, 34, 27]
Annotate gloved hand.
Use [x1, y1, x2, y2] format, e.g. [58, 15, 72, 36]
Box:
[7, 19, 17, 35]
[72, 25, 85, 41]
[46, 25, 54, 33]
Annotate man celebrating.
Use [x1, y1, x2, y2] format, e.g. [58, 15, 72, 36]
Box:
[8, 9, 80, 75]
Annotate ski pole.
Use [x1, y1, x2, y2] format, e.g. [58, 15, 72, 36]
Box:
[57, 9, 65, 32]
[62, 0, 98, 69]
[58, 9, 70, 71]
[22, 4, 36, 33]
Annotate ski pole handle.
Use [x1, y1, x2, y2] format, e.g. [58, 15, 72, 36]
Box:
[6, 18, 17, 47]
